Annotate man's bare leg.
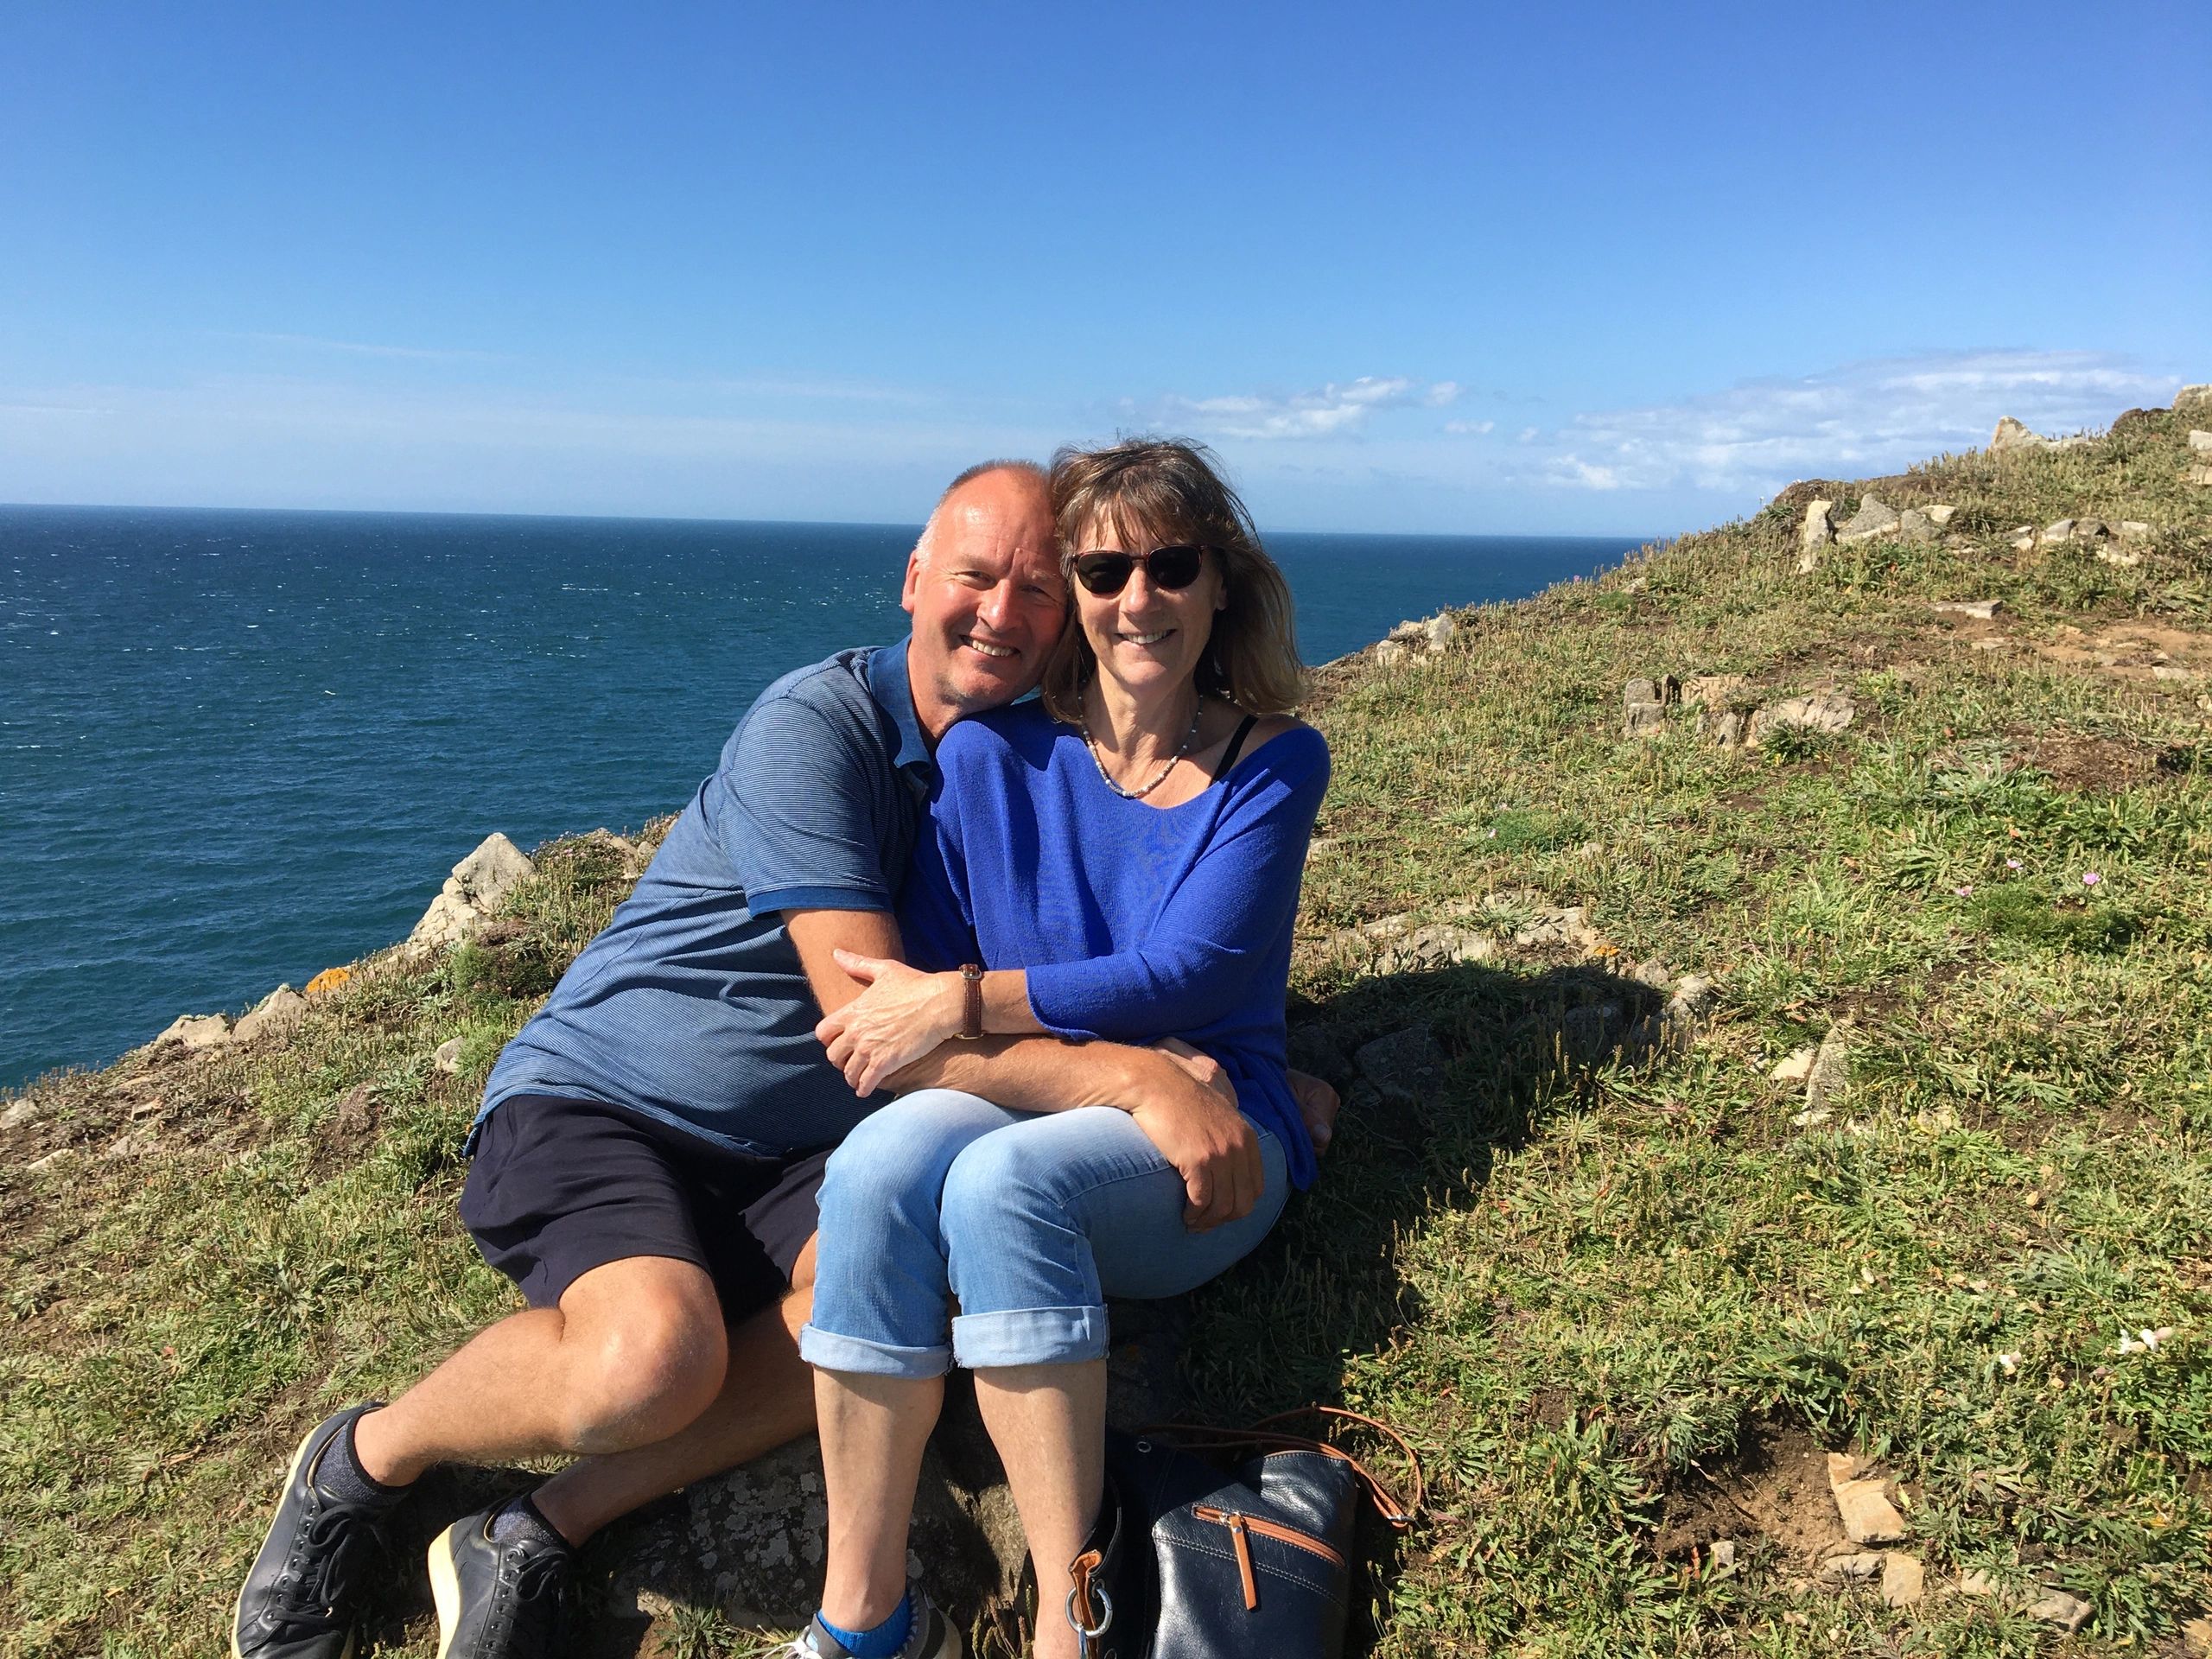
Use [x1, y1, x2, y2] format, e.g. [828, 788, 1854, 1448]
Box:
[352, 1254, 731, 1485]
[528, 1245, 820, 1545]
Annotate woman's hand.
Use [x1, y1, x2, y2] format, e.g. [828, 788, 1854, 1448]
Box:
[814, 950, 965, 1096]
[1286, 1068, 1340, 1154]
[1136, 1039, 1264, 1230]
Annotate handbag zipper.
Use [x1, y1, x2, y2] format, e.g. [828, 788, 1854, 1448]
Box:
[1190, 1506, 1345, 1610]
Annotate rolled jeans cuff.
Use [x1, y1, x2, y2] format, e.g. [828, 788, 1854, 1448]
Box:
[797, 1322, 952, 1379]
[950, 1305, 1110, 1370]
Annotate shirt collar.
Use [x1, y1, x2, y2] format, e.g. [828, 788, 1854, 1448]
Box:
[866, 638, 936, 786]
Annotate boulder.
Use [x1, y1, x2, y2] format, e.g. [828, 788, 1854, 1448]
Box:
[1354, 1025, 1448, 1104]
[1797, 499, 1834, 571]
[1624, 700, 1667, 738]
[1834, 496, 1903, 546]
[233, 986, 308, 1045]
[1925, 504, 1956, 528]
[1749, 692, 1855, 746]
[2119, 520, 2152, 541]
[1990, 416, 2044, 452]
[1511, 906, 1603, 951]
[1701, 706, 1752, 748]
[2098, 545, 2143, 568]
[1770, 1046, 1818, 1084]
[2189, 429, 2212, 454]
[1896, 508, 1939, 544]
[2190, 465, 2212, 486]
[2, 1098, 41, 1133]
[2024, 1590, 2092, 1633]
[1819, 1551, 1887, 1583]
[2176, 385, 2212, 411]
[434, 1037, 467, 1075]
[1373, 639, 1410, 666]
[2040, 518, 2075, 545]
[154, 1013, 233, 1052]
[409, 833, 537, 951]
[1424, 613, 1456, 652]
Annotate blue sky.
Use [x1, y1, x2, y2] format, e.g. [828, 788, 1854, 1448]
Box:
[2, 1, 2206, 534]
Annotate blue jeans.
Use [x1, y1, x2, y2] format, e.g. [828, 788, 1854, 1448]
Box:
[798, 1089, 1289, 1376]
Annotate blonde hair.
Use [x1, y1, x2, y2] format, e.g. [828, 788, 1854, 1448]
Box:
[1041, 437, 1306, 722]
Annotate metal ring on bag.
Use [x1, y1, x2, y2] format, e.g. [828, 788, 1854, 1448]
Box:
[1065, 1585, 1113, 1637]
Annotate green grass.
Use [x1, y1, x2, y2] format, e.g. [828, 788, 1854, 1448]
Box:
[3, 407, 2209, 1656]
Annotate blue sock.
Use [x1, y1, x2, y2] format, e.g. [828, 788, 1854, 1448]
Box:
[817, 1592, 913, 1657]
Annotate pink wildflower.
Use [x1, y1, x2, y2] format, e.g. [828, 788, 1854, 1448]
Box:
[2082, 871, 2102, 887]
[1954, 885, 1974, 897]
[2006, 858, 2023, 870]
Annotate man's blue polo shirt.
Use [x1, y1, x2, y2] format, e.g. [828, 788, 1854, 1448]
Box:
[477, 641, 933, 1157]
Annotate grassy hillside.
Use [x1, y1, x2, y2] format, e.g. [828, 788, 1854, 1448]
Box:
[3, 400, 2209, 1656]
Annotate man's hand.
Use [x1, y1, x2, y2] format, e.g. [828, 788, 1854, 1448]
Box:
[1287, 1068, 1341, 1154]
[814, 950, 963, 1096]
[1133, 1039, 1263, 1232]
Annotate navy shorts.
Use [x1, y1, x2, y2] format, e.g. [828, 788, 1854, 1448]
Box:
[460, 1093, 830, 1316]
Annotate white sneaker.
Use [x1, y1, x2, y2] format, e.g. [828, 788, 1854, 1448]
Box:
[787, 1592, 963, 1659]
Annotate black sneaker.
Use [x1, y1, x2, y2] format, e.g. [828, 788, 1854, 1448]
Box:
[786, 1592, 963, 1657]
[231, 1402, 394, 1659]
[427, 1502, 576, 1658]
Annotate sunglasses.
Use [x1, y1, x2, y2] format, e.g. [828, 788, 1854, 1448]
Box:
[1071, 543, 1210, 597]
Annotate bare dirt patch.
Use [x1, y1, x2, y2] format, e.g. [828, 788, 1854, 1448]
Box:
[2010, 732, 2168, 791]
[1650, 1422, 1847, 1565]
[2031, 622, 2211, 683]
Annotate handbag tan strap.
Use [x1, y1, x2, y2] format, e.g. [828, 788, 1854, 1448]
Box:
[1139, 1406, 1424, 1530]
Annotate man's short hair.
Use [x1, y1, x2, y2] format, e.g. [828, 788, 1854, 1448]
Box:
[912, 459, 1049, 565]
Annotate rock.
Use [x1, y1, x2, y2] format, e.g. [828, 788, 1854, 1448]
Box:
[1702, 706, 1752, 748]
[1354, 1025, 1447, 1104]
[1770, 1046, 1818, 1084]
[1925, 504, 1956, 528]
[1512, 906, 1602, 951]
[1897, 508, 1939, 543]
[1797, 499, 1834, 571]
[1325, 919, 1499, 976]
[1424, 613, 1456, 652]
[24, 1147, 73, 1173]
[1749, 692, 1855, 746]
[1880, 1552, 1926, 1608]
[2119, 520, 2151, 541]
[1681, 674, 1746, 710]
[1624, 700, 1667, 737]
[2180, 1614, 2212, 1656]
[1, 1097, 38, 1132]
[1805, 1022, 1853, 1116]
[2176, 385, 2212, 411]
[2008, 524, 2037, 552]
[2024, 1589, 2092, 1633]
[305, 966, 353, 995]
[1790, 1106, 1833, 1129]
[2098, 545, 2143, 568]
[1373, 639, 1410, 666]
[1624, 677, 1659, 706]
[1834, 496, 1903, 545]
[1708, 1539, 1736, 1573]
[2190, 465, 2212, 486]
[1819, 1551, 1887, 1582]
[2040, 518, 2075, 545]
[233, 986, 308, 1045]
[154, 1013, 233, 1052]
[1561, 1002, 1625, 1063]
[409, 833, 537, 950]
[434, 1037, 467, 1075]
[1669, 974, 1716, 1018]
[1827, 1452, 1907, 1545]
[1991, 416, 2044, 452]
[2189, 429, 2212, 454]
[1931, 600, 2002, 620]
[2152, 665, 2200, 683]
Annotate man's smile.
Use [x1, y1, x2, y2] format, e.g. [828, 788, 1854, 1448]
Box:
[960, 635, 1019, 659]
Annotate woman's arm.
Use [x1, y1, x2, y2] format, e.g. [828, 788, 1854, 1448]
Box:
[817, 727, 1329, 1087]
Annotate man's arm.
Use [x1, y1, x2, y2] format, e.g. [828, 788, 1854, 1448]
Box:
[783, 907, 1263, 1227]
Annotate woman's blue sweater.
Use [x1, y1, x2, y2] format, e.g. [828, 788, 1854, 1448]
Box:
[898, 701, 1332, 1190]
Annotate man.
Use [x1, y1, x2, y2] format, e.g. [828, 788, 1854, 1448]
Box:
[232, 461, 1333, 1659]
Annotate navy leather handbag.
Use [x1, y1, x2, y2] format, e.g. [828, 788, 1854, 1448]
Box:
[1069, 1409, 1421, 1659]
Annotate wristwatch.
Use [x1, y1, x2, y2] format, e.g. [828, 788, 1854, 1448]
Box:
[957, 963, 984, 1040]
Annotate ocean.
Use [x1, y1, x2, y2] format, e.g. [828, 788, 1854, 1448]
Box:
[0, 505, 1646, 1090]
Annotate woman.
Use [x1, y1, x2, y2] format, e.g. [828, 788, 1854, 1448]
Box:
[792, 438, 1330, 1659]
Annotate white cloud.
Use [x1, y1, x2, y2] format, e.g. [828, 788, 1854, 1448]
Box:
[1159, 375, 1461, 440]
[221, 331, 500, 363]
[1524, 350, 2177, 494]
[1444, 418, 1495, 435]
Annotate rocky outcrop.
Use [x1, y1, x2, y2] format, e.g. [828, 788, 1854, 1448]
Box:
[1796, 499, 1834, 572]
[1749, 692, 1855, 747]
[1990, 416, 2094, 454]
[233, 986, 308, 1045]
[153, 1013, 232, 1052]
[408, 833, 537, 950]
[2175, 385, 2212, 411]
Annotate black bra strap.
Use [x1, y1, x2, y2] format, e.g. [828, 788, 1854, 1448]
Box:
[1215, 714, 1260, 779]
